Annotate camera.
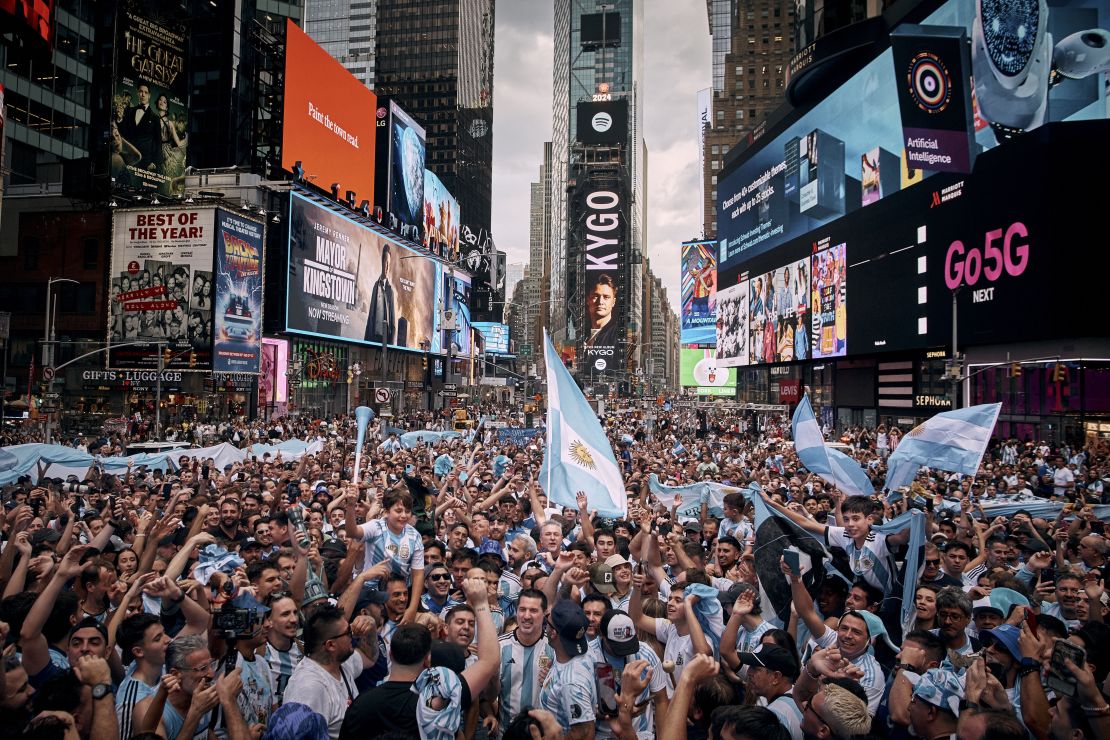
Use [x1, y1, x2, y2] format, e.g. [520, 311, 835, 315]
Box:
[287, 507, 312, 550]
[63, 483, 90, 494]
[212, 604, 260, 639]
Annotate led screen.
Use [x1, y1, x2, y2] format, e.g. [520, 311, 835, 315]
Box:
[680, 240, 717, 345]
[282, 20, 377, 207]
[681, 347, 737, 396]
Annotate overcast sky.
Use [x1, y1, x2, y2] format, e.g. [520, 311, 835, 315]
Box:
[490, 1, 711, 316]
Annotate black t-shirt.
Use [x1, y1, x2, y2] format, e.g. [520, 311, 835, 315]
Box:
[338, 674, 472, 739]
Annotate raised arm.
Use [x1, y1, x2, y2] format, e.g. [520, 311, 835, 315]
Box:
[760, 489, 825, 535]
[20, 546, 90, 676]
[628, 572, 658, 636]
[460, 576, 500, 697]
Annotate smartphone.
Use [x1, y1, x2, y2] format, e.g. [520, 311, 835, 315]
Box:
[1047, 638, 1086, 698]
[783, 548, 803, 575]
[1026, 610, 1038, 639]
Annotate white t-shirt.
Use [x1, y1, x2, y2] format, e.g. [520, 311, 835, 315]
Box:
[655, 618, 695, 694]
[283, 654, 363, 740]
[1053, 467, 1075, 497]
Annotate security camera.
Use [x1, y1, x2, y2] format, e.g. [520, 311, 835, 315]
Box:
[971, 0, 1052, 138]
[1053, 28, 1110, 81]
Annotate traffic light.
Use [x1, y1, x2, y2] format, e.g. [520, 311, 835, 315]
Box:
[1053, 363, 1069, 383]
[1009, 362, 1022, 378]
[162, 347, 172, 365]
[188, 352, 196, 368]
[422, 354, 428, 370]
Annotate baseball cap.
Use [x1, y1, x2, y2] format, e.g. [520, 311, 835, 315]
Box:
[478, 540, 506, 561]
[980, 624, 1022, 661]
[241, 537, 261, 551]
[70, 616, 109, 642]
[599, 610, 639, 657]
[549, 599, 589, 656]
[684, 520, 703, 534]
[904, 668, 964, 716]
[972, 587, 1029, 618]
[737, 643, 800, 680]
[604, 554, 631, 569]
[588, 563, 616, 595]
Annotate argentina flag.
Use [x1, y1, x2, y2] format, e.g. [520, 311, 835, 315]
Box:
[883, 403, 1002, 490]
[538, 333, 627, 518]
[792, 394, 875, 496]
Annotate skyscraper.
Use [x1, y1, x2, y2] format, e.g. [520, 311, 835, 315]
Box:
[303, 0, 378, 88]
[701, 0, 796, 237]
[374, 0, 496, 231]
[551, 0, 646, 381]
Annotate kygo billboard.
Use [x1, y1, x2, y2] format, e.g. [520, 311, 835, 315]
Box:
[574, 177, 628, 378]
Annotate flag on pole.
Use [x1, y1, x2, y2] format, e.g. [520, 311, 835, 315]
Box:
[883, 403, 1002, 490]
[538, 333, 627, 518]
[792, 394, 875, 496]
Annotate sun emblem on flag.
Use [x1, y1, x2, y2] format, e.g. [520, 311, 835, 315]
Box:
[569, 440, 596, 470]
[907, 425, 925, 438]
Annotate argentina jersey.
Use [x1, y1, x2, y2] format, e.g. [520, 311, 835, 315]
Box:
[264, 641, 302, 705]
[825, 525, 891, 592]
[498, 631, 555, 729]
[358, 519, 424, 583]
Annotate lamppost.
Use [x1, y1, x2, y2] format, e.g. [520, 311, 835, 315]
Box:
[42, 277, 79, 444]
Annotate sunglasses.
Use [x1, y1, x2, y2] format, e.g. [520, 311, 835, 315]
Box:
[429, 573, 452, 582]
[925, 559, 941, 566]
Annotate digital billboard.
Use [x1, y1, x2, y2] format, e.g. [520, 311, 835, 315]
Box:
[111, 0, 188, 197]
[680, 240, 717, 345]
[716, 280, 749, 367]
[107, 207, 216, 370]
[473, 322, 509, 355]
[282, 19, 377, 206]
[285, 192, 440, 353]
[0, 0, 54, 48]
[811, 243, 847, 359]
[444, 271, 473, 356]
[388, 100, 425, 234]
[576, 179, 628, 377]
[681, 347, 737, 396]
[259, 338, 289, 409]
[748, 256, 811, 364]
[716, 0, 1109, 279]
[423, 169, 460, 260]
[213, 210, 264, 373]
[576, 99, 629, 145]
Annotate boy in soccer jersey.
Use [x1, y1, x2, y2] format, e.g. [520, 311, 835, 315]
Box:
[345, 489, 425, 624]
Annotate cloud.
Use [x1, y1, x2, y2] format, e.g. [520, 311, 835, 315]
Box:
[492, 3, 710, 316]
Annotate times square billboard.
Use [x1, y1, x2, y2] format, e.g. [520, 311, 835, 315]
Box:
[715, 0, 1109, 366]
[572, 177, 629, 379]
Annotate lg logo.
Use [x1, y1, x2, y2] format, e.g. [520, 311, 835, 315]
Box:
[591, 112, 613, 132]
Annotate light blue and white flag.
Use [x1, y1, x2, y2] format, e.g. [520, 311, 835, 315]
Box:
[792, 395, 874, 497]
[672, 440, 687, 459]
[538, 333, 627, 518]
[883, 403, 1002, 490]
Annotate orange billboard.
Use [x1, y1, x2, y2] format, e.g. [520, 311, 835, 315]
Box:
[282, 20, 376, 205]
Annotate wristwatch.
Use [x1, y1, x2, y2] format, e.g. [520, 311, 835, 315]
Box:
[91, 683, 113, 701]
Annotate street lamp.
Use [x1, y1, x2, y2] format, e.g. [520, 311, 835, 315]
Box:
[42, 277, 78, 444]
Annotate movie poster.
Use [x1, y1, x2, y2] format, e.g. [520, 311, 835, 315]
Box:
[108, 208, 215, 369]
[680, 240, 717, 345]
[111, 0, 188, 197]
[213, 210, 263, 373]
[259, 338, 289, 415]
[715, 280, 749, 368]
[286, 192, 438, 353]
[811, 243, 847, 358]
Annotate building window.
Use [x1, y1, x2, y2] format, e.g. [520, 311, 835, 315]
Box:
[711, 160, 720, 170]
[736, 109, 744, 119]
[82, 238, 98, 270]
[711, 145, 719, 154]
[711, 175, 717, 184]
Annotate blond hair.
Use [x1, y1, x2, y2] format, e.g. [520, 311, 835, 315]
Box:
[822, 683, 872, 738]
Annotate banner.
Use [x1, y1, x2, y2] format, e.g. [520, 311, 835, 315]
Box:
[108, 208, 216, 369]
[576, 99, 629, 145]
[811, 242, 847, 359]
[285, 192, 441, 353]
[474, 322, 509, 354]
[111, 0, 188, 197]
[213, 210, 263, 373]
[680, 240, 717, 345]
[576, 179, 628, 377]
[444, 271, 472, 356]
[496, 427, 541, 446]
[680, 347, 735, 395]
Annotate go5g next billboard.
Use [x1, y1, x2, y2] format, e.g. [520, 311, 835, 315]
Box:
[285, 192, 442, 353]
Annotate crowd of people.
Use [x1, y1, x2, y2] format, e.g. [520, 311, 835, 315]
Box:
[0, 401, 1108, 740]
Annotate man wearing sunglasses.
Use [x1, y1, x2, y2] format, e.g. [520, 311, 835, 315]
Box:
[421, 563, 461, 616]
[919, 543, 962, 589]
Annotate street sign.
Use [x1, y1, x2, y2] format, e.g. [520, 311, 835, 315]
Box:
[519, 345, 533, 356]
[44, 393, 60, 400]
[439, 391, 457, 398]
[443, 383, 457, 391]
[40, 405, 57, 413]
[374, 387, 392, 403]
[42, 366, 55, 381]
